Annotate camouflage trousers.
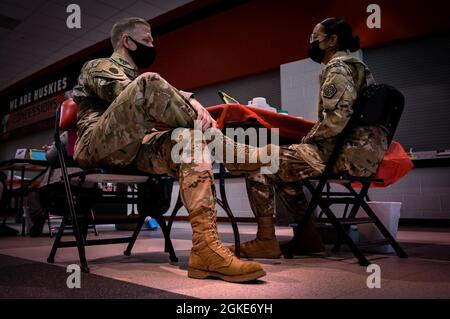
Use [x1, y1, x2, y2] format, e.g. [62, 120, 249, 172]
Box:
[74, 72, 197, 169]
[74, 73, 258, 220]
[245, 129, 387, 221]
[245, 145, 323, 222]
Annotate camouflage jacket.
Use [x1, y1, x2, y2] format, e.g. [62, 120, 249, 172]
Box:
[72, 53, 194, 146]
[294, 51, 388, 177]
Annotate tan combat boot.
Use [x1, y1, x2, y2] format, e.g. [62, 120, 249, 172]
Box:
[188, 209, 266, 283]
[230, 216, 282, 258]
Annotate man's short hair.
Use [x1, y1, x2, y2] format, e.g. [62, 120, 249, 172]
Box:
[110, 17, 150, 50]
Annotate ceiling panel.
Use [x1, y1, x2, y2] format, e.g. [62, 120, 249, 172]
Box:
[14, 25, 76, 45]
[94, 21, 117, 36]
[145, 0, 192, 11]
[98, 0, 139, 10]
[0, 0, 193, 91]
[38, 1, 67, 20]
[78, 29, 111, 42]
[1, 0, 49, 12]
[123, 2, 164, 19]
[21, 14, 66, 32]
[63, 0, 120, 20]
[0, 3, 34, 21]
[106, 10, 140, 23]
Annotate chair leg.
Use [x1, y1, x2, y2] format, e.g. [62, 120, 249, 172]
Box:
[46, 211, 53, 238]
[123, 216, 146, 256]
[90, 209, 99, 236]
[333, 183, 368, 252]
[332, 202, 361, 252]
[154, 214, 178, 262]
[360, 201, 408, 258]
[284, 198, 319, 259]
[167, 191, 183, 241]
[71, 215, 90, 273]
[284, 180, 324, 258]
[47, 215, 67, 263]
[56, 146, 89, 272]
[21, 209, 26, 236]
[66, 201, 89, 273]
[81, 219, 89, 241]
[322, 205, 370, 266]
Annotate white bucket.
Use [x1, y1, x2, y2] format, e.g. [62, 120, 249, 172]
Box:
[357, 201, 402, 253]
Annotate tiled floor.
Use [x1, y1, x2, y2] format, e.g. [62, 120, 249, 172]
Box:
[0, 221, 449, 299]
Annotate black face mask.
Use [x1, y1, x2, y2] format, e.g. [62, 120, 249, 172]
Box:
[127, 36, 156, 69]
[307, 39, 327, 64]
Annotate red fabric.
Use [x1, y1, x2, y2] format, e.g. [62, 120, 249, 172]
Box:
[368, 141, 414, 188]
[5, 177, 41, 189]
[208, 104, 313, 138]
[57, 99, 79, 157]
[91, 102, 413, 188]
[5, 178, 21, 190]
[206, 104, 414, 188]
[60, 99, 78, 130]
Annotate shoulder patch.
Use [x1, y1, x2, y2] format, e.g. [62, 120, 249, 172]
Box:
[323, 84, 337, 99]
[90, 60, 127, 80]
[325, 60, 351, 76]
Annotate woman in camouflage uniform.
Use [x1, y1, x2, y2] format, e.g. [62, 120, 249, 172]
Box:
[235, 18, 388, 258]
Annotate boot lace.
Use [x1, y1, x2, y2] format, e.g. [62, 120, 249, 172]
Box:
[208, 211, 234, 258]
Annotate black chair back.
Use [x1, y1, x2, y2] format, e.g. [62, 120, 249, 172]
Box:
[323, 84, 405, 177]
[351, 84, 405, 145]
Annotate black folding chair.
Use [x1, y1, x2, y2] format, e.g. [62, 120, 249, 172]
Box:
[285, 84, 409, 266]
[46, 99, 177, 273]
[0, 172, 20, 236]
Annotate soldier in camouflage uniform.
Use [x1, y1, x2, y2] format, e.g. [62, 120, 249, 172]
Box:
[72, 17, 268, 282]
[233, 18, 388, 258]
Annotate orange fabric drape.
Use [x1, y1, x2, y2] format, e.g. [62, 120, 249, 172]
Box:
[156, 103, 413, 187]
[208, 104, 414, 187]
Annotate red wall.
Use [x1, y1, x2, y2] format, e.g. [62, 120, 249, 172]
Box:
[2, 0, 450, 96]
[150, 0, 450, 90]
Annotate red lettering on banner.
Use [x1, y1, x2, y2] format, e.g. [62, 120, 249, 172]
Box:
[6, 93, 65, 132]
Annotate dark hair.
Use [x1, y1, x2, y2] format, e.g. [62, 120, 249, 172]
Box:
[320, 18, 360, 52]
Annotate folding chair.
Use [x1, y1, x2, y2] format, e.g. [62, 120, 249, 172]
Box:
[285, 84, 409, 266]
[46, 99, 177, 273]
[0, 172, 20, 236]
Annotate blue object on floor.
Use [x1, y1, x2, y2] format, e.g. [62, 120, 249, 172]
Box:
[148, 218, 159, 230]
